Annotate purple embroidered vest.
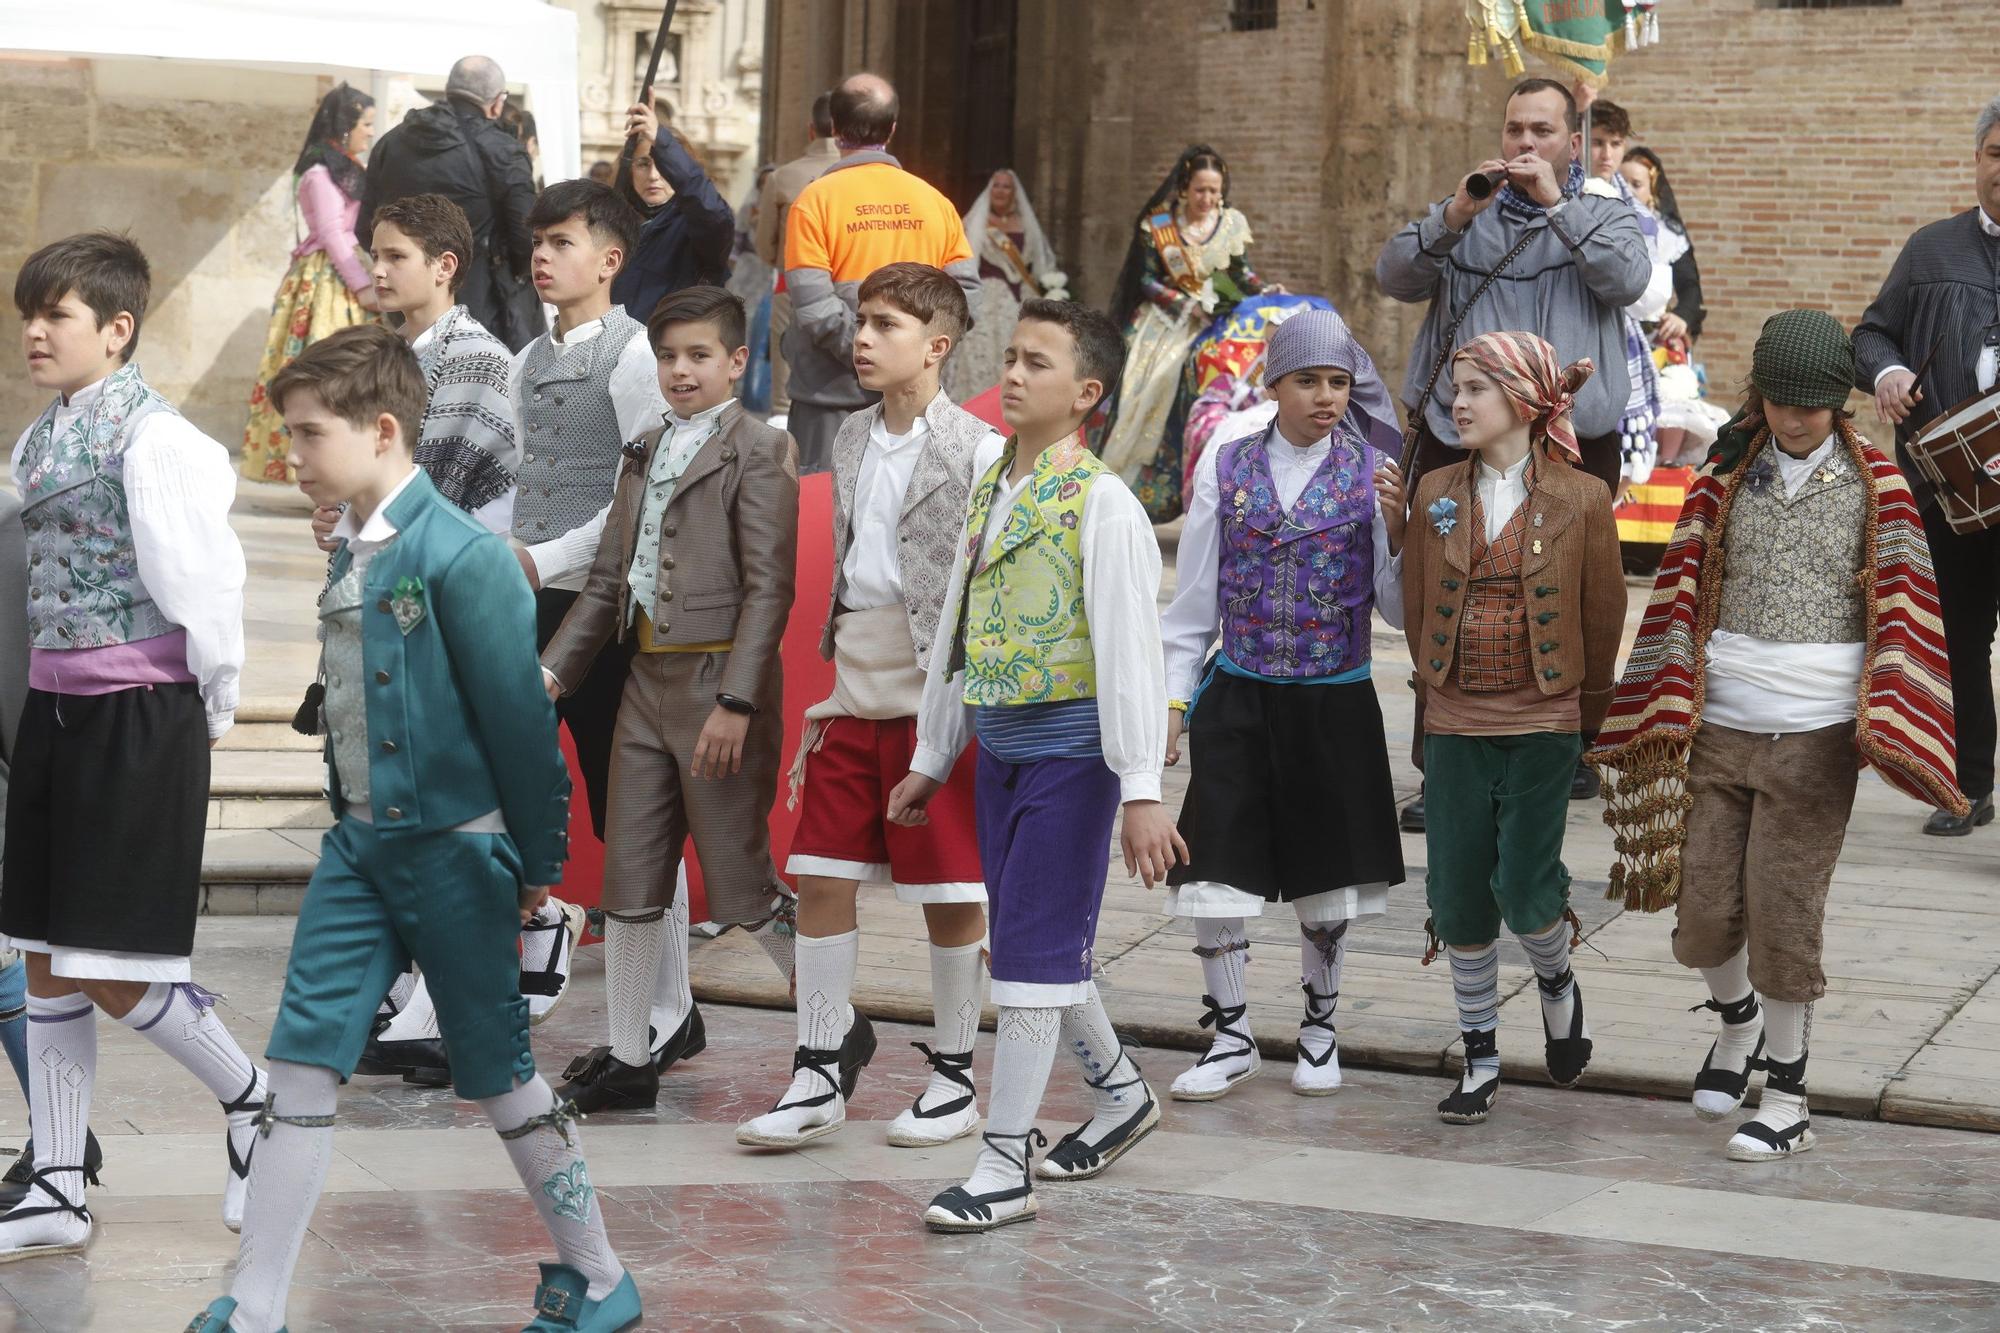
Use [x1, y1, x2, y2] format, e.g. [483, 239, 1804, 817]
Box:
[1215, 428, 1376, 678]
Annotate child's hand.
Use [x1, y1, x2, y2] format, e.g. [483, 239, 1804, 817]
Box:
[311, 505, 343, 553]
[514, 546, 542, 591]
[1165, 709, 1185, 766]
[541, 668, 563, 703]
[693, 705, 750, 779]
[1120, 800, 1189, 889]
[1373, 459, 1407, 555]
[520, 885, 551, 926]
[886, 772, 942, 827]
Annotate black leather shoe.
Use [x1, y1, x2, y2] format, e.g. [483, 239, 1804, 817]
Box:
[1570, 760, 1601, 801]
[1923, 794, 1993, 836]
[355, 1035, 451, 1087]
[557, 1046, 660, 1113]
[0, 1131, 103, 1211]
[647, 1004, 709, 1074]
[1399, 787, 1426, 833]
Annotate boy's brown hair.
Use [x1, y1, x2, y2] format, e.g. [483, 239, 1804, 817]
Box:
[371, 194, 477, 295]
[269, 324, 427, 446]
[857, 262, 970, 344]
[647, 284, 748, 354]
[13, 232, 151, 362]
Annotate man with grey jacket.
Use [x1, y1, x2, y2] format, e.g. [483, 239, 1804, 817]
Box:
[1378, 76, 1650, 825]
[1377, 77, 1651, 495]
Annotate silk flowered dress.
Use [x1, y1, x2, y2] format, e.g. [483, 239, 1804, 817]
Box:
[241, 160, 377, 481]
[1096, 206, 1263, 523]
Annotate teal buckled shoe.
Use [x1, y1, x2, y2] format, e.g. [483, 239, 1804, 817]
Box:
[520, 1263, 642, 1332]
[184, 1296, 285, 1332]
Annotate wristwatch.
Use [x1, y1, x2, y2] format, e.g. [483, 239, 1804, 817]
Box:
[716, 693, 756, 715]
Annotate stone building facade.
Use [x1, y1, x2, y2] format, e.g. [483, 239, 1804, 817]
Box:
[761, 0, 2000, 435]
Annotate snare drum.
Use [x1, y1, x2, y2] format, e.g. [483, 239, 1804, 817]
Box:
[1908, 386, 2000, 534]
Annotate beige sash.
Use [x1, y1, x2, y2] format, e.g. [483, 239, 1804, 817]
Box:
[785, 605, 927, 808]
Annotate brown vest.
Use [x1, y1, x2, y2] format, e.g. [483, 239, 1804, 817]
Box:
[1455, 480, 1535, 691]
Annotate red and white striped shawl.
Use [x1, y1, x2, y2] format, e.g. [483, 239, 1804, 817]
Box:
[1586, 424, 1967, 911]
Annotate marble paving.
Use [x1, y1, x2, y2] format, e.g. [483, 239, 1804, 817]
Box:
[2, 928, 1997, 1330]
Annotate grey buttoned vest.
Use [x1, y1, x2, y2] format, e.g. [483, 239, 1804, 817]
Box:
[1715, 445, 1867, 644]
[511, 308, 644, 543]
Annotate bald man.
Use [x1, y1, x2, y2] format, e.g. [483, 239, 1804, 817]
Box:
[780, 73, 982, 472]
[361, 55, 543, 350]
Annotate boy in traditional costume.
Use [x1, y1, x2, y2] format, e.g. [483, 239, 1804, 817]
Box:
[1589, 309, 1965, 1159]
[1157, 309, 1408, 1100]
[1, 233, 263, 1260]
[737, 263, 1003, 1150]
[543, 286, 800, 1114]
[1404, 331, 1627, 1124]
[193, 325, 637, 1333]
[889, 299, 1180, 1232]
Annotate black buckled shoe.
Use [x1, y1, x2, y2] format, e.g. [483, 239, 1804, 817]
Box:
[1923, 794, 1993, 836]
[556, 1047, 660, 1114]
[1438, 1028, 1501, 1124]
[1540, 974, 1593, 1088]
[1036, 1050, 1160, 1181]
[923, 1129, 1047, 1233]
[354, 1034, 451, 1088]
[0, 1132, 102, 1212]
[646, 1004, 708, 1074]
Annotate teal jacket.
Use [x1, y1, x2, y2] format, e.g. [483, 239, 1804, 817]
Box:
[324, 470, 570, 885]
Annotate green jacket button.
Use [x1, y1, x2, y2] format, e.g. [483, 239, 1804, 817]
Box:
[1432, 632, 1447, 645]
[1539, 641, 1557, 653]
[1430, 659, 1444, 671]
[1440, 578, 1460, 591]
[1543, 668, 1561, 681]
[1536, 611, 1557, 625]
[1437, 605, 1454, 618]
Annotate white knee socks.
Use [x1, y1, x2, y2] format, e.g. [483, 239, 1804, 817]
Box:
[649, 888, 693, 1046]
[227, 1060, 339, 1333]
[1061, 984, 1143, 1136]
[118, 981, 265, 1229]
[794, 930, 858, 1052]
[6, 994, 94, 1224]
[1298, 920, 1347, 1064]
[1696, 945, 1765, 1116]
[963, 1006, 1061, 1196]
[604, 915, 664, 1068]
[1194, 917, 1249, 1012]
[377, 978, 441, 1042]
[919, 940, 984, 1110]
[483, 1075, 626, 1300]
[751, 913, 797, 982]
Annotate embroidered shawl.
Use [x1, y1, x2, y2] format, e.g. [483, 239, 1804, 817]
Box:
[1586, 422, 1967, 911]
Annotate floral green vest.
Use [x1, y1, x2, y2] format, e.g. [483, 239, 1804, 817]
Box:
[17, 363, 179, 649]
[952, 435, 1103, 706]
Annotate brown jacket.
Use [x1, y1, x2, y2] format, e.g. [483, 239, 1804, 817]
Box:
[754, 138, 840, 268]
[542, 408, 799, 710]
[1404, 454, 1627, 733]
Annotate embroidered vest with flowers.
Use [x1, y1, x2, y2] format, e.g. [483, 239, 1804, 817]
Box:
[1215, 428, 1377, 678]
[950, 435, 1103, 706]
[1455, 469, 1536, 691]
[17, 362, 180, 649]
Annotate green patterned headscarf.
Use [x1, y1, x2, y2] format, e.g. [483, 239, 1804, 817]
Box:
[1710, 308, 1856, 473]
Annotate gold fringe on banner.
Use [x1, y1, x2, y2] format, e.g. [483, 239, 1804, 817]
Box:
[1511, 0, 1618, 86]
[1589, 731, 1694, 913]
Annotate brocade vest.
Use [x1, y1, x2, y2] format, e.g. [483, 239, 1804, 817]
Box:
[17, 363, 178, 649]
[320, 563, 372, 808]
[949, 437, 1102, 707]
[825, 396, 992, 670]
[1715, 444, 1867, 644]
[1215, 429, 1376, 678]
[510, 308, 644, 543]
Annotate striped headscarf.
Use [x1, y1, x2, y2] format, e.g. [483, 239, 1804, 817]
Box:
[1452, 331, 1595, 464]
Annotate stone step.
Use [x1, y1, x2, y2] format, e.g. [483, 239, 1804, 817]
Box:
[199, 827, 316, 916]
[210, 746, 322, 798]
[214, 721, 323, 752]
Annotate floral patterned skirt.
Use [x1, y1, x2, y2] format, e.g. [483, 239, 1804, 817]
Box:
[241, 249, 373, 482]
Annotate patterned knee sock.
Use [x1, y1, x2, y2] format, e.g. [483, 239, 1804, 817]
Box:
[227, 1060, 339, 1333]
[1446, 943, 1501, 1091]
[963, 1006, 1061, 1196]
[1298, 920, 1349, 1065]
[1517, 920, 1584, 1038]
[920, 940, 985, 1111]
[482, 1075, 625, 1300]
[119, 982, 260, 1103]
[377, 977, 441, 1041]
[604, 913, 664, 1068]
[750, 901, 797, 982]
[794, 930, 857, 1053]
[1061, 984, 1143, 1138]
[649, 886, 693, 1042]
[15, 994, 94, 1214]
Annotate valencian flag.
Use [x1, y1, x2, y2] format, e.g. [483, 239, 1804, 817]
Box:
[1466, 0, 1659, 86]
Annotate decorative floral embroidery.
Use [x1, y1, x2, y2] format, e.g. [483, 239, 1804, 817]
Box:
[541, 1161, 594, 1223]
[390, 576, 427, 634]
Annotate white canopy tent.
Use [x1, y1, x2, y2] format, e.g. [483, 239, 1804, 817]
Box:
[0, 0, 583, 179]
